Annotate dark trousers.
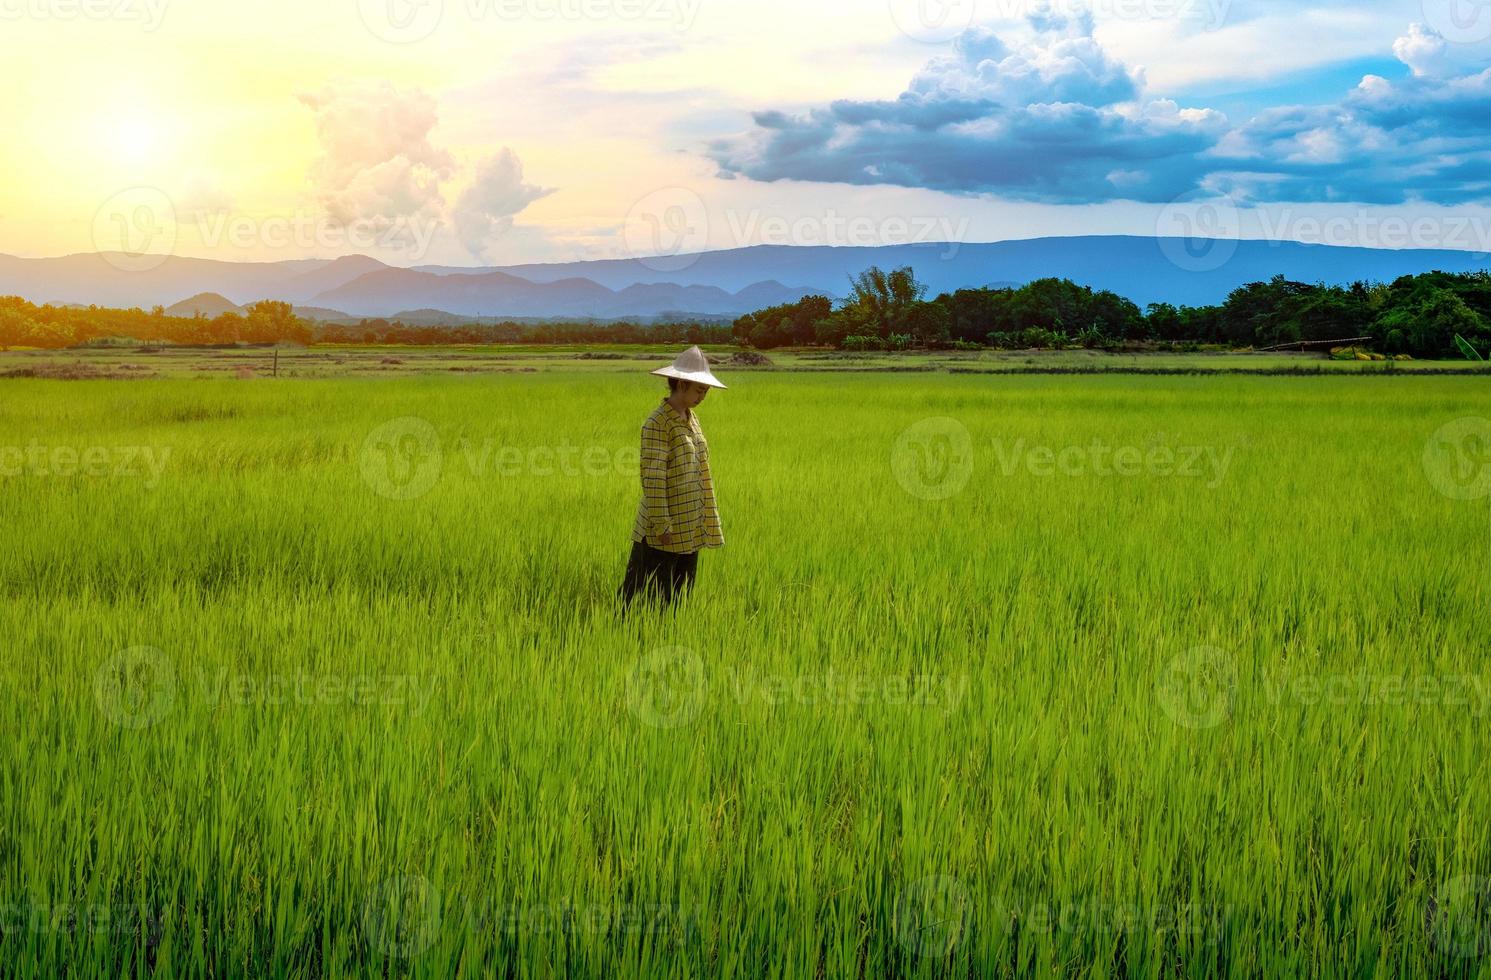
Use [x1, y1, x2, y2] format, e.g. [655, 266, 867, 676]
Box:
[617, 540, 698, 610]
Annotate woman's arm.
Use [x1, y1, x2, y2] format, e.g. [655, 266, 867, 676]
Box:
[699, 441, 722, 546]
[639, 416, 672, 542]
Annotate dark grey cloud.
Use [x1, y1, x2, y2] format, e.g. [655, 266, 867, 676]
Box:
[1203, 65, 1491, 204]
[708, 13, 1491, 207]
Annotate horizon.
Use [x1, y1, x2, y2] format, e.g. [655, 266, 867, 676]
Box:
[14, 229, 1491, 271]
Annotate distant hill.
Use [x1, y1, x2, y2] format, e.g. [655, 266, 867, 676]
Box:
[3, 236, 1489, 318]
[310, 269, 821, 318]
[479, 238, 1491, 306]
[164, 292, 242, 318]
[283, 254, 388, 299]
[291, 305, 355, 322]
[383, 308, 735, 326]
[0, 252, 325, 311]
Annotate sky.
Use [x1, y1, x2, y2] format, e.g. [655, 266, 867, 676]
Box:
[2, 0, 1491, 266]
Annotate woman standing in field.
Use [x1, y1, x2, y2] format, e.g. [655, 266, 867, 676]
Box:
[617, 346, 726, 610]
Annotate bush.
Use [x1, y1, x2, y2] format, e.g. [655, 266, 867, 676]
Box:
[1075, 325, 1109, 349]
[1012, 327, 1065, 349]
[75, 336, 144, 348]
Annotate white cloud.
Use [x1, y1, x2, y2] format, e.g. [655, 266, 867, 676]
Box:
[296, 80, 454, 233]
[1393, 22, 1449, 76]
[907, 12, 1139, 107]
[1096, 6, 1402, 90]
[710, 10, 1227, 203]
[451, 149, 556, 258]
[296, 80, 552, 258]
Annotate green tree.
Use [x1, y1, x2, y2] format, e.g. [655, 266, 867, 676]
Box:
[1374, 288, 1488, 357]
[211, 312, 244, 344]
[903, 300, 950, 346]
[1145, 302, 1181, 341]
[943, 287, 1015, 343]
[732, 295, 834, 349]
[244, 300, 310, 345]
[845, 265, 927, 338]
[813, 309, 858, 347]
[0, 305, 39, 348]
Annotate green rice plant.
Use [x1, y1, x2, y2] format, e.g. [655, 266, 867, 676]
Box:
[0, 372, 1486, 977]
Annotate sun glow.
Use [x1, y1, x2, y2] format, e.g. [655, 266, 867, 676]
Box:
[103, 109, 171, 166]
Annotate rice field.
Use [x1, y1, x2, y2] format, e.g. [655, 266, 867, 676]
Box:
[3, 343, 1489, 381]
[1, 368, 1488, 977]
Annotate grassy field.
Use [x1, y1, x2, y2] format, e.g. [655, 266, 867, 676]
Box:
[1, 368, 1489, 977]
[2, 343, 1489, 380]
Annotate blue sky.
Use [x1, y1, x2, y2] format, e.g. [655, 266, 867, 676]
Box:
[1175, 56, 1406, 118]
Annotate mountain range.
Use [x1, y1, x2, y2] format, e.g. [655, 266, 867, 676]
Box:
[4, 236, 1489, 321]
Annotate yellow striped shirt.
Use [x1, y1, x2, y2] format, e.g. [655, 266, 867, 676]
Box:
[631, 397, 723, 554]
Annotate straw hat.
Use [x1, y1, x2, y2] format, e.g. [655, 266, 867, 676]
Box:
[650, 345, 728, 389]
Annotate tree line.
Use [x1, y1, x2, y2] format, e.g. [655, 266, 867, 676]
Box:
[3, 266, 1489, 358]
[730, 267, 1491, 359]
[0, 299, 315, 348]
[0, 298, 733, 349]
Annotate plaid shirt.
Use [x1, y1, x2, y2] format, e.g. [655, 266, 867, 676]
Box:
[631, 397, 723, 554]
